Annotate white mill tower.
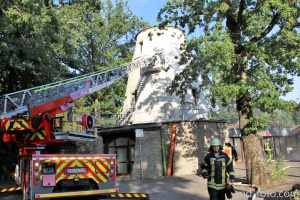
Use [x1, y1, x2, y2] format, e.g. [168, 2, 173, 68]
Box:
[119, 26, 208, 125]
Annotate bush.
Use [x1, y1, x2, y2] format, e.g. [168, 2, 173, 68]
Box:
[268, 155, 287, 180]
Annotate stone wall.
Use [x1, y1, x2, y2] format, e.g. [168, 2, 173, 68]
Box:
[131, 120, 226, 178]
[132, 127, 163, 179]
[162, 120, 227, 176]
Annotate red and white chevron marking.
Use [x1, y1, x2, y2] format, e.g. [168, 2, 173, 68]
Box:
[110, 193, 149, 199]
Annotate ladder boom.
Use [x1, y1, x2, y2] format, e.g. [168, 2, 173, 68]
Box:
[28, 66, 127, 116]
[0, 55, 154, 118]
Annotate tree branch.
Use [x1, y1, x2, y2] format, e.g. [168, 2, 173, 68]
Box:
[250, 11, 280, 43]
[13, 5, 23, 13]
[158, 6, 216, 28]
[237, 0, 245, 27]
[0, 8, 6, 16]
[226, 10, 241, 50]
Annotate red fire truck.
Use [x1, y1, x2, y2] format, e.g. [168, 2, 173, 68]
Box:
[20, 154, 118, 199]
[0, 63, 150, 199]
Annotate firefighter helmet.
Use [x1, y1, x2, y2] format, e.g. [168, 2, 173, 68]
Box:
[211, 138, 221, 146]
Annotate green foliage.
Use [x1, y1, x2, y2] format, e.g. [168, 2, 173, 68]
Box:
[268, 155, 288, 181]
[243, 115, 270, 134]
[0, 0, 147, 115]
[209, 101, 238, 123]
[211, 104, 296, 130]
[73, 78, 126, 126]
[0, 0, 146, 173]
[55, 0, 147, 74]
[158, 0, 300, 135]
[54, 0, 147, 115]
[96, 78, 127, 113]
[0, 0, 67, 95]
[270, 109, 296, 128]
[293, 103, 300, 124]
[294, 112, 300, 124]
[251, 108, 296, 129]
[74, 78, 127, 116]
[256, 135, 263, 140]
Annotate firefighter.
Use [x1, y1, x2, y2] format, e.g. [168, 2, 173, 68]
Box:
[264, 139, 273, 161]
[223, 139, 238, 162]
[201, 138, 235, 200]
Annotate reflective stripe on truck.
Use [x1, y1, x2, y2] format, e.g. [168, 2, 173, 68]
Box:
[33, 157, 112, 186]
[0, 187, 22, 193]
[35, 188, 118, 198]
[110, 193, 149, 198]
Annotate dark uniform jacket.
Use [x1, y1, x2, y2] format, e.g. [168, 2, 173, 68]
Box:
[201, 151, 235, 190]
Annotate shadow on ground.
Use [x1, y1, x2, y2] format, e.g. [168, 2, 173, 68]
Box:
[118, 175, 209, 200]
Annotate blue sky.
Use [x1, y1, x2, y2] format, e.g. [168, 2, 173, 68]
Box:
[127, 0, 165, 26]
[126, 0, 300, 102]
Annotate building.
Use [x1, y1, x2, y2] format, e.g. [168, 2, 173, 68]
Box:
[119, 26, 208, 125]
[227, 124, 300, 161]
[95, 120, 227, 178]
[93, 26, 229, 178]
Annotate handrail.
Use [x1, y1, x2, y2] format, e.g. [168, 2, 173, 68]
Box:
[0, 66, 128, 118]
[0, 54, 161, 118]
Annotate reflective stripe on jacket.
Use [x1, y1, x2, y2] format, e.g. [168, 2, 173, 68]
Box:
[201, 151, 235, 190]
[223, 146, 232, 159]
[264, 142, 271, 151]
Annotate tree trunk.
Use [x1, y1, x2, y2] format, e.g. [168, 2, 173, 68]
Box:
[226, 3, 274, 186]
[242, 134, 272, 186]
[236, 90, 273, 186]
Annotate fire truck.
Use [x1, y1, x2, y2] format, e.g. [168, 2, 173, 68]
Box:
[0, 58, 152, 199]
[18, 154, 118, 199]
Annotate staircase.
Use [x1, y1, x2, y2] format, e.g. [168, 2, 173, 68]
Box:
[113, 100, 135, 126]
[113, 53, 169, 126]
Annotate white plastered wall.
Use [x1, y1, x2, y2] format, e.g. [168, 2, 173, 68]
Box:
[123, 26, 208, 124]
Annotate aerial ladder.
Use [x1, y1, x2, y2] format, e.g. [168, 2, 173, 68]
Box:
[0, 56, 155, 200]
[0, 65, 129, 151]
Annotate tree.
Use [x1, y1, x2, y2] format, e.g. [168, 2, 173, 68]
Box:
[0, 0, 147, 114]
[0, 0, 67, 177]
[210, 101, 239, 123]
[0, 0, 67, 95]
[292, 102, 300, 124]
[158, 0, 300, 185]
[56, 0, 146, 73]
[0, 0, 146, 176]
[74, 78, 127, 126]
[55, 0, 147, 114]
[269, 109, 296, 128]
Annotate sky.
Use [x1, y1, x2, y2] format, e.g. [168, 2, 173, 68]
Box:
[126, 0, 300, 102]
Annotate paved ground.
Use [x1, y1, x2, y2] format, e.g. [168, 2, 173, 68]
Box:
[0, 161, 299, 200]
[117, 161, 300, 200]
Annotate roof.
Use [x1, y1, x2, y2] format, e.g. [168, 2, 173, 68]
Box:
[228, 125, 300, 137]
[95, 122, 163, 135]
[96, 119, 227, 135]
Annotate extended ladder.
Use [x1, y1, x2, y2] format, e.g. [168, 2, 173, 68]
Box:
[0, 55, 154, 119]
